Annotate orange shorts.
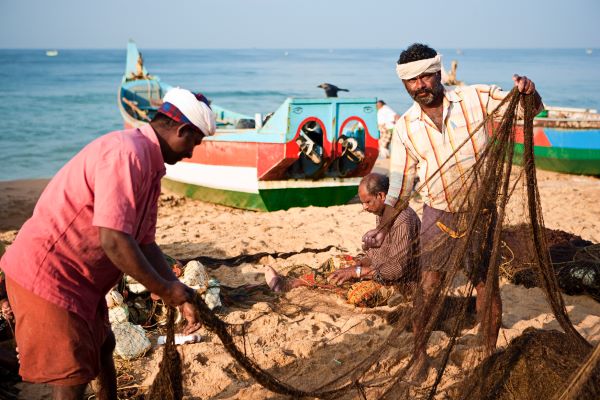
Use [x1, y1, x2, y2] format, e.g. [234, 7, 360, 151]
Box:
[6, 277, 112, 386]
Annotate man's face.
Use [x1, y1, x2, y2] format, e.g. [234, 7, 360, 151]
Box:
[403, 71, 444, 107]
[164, 124, 205, 164]
[358, 184, 386, 216]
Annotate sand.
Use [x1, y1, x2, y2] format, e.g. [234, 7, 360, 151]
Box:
[1, 165, 599, 399]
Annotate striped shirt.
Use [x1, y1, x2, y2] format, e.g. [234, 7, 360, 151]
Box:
[368, 206, 420, 283]
[387, 84, 517, 212]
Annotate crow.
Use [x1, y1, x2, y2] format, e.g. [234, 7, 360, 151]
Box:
[317, 83, 349, 98]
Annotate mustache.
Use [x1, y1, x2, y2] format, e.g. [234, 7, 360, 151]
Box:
[413, 88, 434, 96]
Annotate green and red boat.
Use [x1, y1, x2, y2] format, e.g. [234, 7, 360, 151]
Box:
[118, 41, 379, 211]
[514, 106, 600, 176]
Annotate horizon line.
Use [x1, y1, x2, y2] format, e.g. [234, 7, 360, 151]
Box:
[0, 46, 597, 51]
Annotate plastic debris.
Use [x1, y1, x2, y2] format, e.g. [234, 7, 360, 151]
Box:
[157, 333, 201, 346]
[203, 278, 222, 310]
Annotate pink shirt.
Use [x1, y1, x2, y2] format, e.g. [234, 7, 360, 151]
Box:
[0, 124, 165, 321]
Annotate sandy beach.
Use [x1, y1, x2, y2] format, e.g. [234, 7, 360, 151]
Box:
[1, 164, 599, 399]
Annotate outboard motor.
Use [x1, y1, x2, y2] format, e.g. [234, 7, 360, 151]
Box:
[287, 120, 326, 178]
[337, 135, 364, 163]
[296, 132, 322, 164]
[328, 120, 366, 177]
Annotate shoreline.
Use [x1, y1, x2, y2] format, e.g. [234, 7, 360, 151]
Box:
[0, 179, 49, 231]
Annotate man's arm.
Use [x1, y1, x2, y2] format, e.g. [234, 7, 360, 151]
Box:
[369, 217, 417, 283]
[362, 204, 403, 249]
[364, 123, 418, 250]
[139, 241, 178, 282]
[139, 240, 202, 334]
[486, 76, 543, 119]
[99, 227, 190, 307]
[327, 256, 375, 286]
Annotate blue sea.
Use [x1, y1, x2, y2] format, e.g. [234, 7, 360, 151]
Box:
[0, 48, 598, 181]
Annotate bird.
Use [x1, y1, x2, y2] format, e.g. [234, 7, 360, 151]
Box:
[317, 83, 349, 98]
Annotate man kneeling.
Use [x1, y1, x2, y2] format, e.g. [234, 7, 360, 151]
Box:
[264, 173, 420, 305]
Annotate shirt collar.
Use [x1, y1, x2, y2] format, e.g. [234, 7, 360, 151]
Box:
[444, 86, 463, 103]
[407, 85, 462, 122]
[139, 123, 166, 177]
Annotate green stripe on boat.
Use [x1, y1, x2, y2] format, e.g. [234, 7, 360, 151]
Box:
[513, 144, 600, 176]
[162, 178, 359, 211]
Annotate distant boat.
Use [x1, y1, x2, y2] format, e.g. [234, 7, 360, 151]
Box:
[586, 49, 593, 55]
[118, 41, 379, 211]
[45, 50, 58, 57]
[443, 61, 600, 176]
[513, 106, 600, 176]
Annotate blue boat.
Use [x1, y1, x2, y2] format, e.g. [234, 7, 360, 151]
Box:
[118, 41, 380, 211]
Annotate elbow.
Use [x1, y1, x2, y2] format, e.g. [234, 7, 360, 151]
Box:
[99, 227, 122, 256]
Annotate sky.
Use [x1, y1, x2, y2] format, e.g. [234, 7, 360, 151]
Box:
[1, 0, 599, 49]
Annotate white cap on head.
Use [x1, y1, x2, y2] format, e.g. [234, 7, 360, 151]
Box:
[161, 87, 216, 136]
[396, 54, 442, 80]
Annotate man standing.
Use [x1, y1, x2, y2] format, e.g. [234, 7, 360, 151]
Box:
[376, 100, 399, 159]
[362, 43, 543, 381]
[0, 87, 216, 400]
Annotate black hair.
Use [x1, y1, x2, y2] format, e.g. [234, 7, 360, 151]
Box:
[377, 100, 386, 105]
[397, 43, 438, 65]
[360, 173, 389, 195]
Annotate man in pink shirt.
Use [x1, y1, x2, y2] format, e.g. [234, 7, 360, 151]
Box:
[0, 87, 216, 400]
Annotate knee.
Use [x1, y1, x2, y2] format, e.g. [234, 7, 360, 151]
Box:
[420, 272, 441, 295]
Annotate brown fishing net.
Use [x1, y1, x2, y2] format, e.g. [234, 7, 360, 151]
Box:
[449, 328, 600, 400]
[147, 307, 183, 400]
[500, 225, 600, 301]
[144, 89, 599, 399]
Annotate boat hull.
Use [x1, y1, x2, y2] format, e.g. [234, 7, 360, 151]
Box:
[513, 144, 600, 175]
[162, 175, 361, 212]
[513, 126, 600, 176]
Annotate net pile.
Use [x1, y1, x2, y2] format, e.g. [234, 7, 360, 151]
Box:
[146, 90, 599, 399]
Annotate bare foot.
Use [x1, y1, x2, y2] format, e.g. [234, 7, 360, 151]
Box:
[264, 266, 287, 292]
[405, 355, 431, 385]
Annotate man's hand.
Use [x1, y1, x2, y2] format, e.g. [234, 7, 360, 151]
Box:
[513, 75, 536, 94]
[327, 267, 357, 286]
[180, 301, 202, 334]
[156, 280, 193, 307]
[362, 228, 387, 250]
[0, 299, 12, 321]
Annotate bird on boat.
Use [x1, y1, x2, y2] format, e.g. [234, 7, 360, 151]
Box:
[317, 83, 349, 97]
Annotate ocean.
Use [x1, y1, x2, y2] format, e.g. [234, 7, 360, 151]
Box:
[0, 48, 598, 181]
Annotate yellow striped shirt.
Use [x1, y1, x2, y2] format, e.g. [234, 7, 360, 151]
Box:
[387, 84, 516, 212]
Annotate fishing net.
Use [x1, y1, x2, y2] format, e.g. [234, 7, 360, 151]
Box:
[500, 225, 600, 301]
[143, 89, 599, 399]
[448, 328, 600, 400]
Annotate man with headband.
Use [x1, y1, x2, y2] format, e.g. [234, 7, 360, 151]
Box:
[0, 87, 216, 399]
[362, 43, 543, 382]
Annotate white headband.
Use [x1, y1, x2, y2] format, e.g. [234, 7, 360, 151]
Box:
[163, 87, 217, 136]
[396, 54, 442, 80]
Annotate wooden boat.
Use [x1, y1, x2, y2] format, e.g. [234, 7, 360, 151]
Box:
[513, 106, 600, 176]
[118, 41, 379, 211]
[444, 61, 600, 176]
